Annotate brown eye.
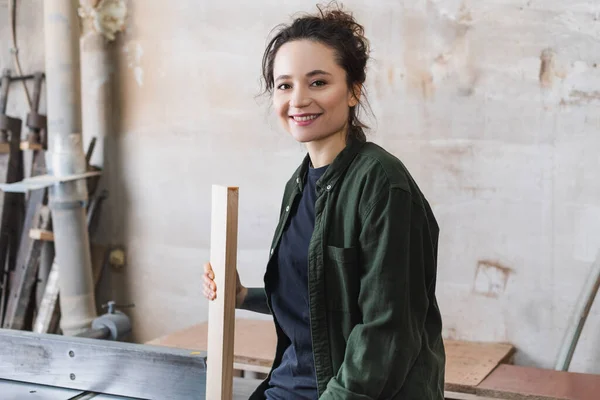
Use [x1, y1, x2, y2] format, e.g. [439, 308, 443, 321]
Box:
[277, 83, 292, 90]
[311, 80, 327, 87]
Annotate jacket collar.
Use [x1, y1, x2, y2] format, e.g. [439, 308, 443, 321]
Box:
[295, 135, 366, 193]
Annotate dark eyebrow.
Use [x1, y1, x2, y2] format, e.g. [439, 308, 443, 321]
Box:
[306, 69, 331, 78]
[275, 69, 332, 82]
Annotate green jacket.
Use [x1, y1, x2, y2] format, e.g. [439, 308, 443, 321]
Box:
[244, 136, 446, 399]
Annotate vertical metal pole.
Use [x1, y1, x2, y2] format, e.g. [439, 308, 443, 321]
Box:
[43, 0, 97, 335]
[0, 70, 11, 143]
[555, 251, 600, 371]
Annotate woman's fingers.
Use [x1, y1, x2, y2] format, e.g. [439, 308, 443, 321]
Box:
[203, 262, 216, 300]
[203, 262, 215, 280]
[203, 274, 216, 291]
[203, 286, 216, 300]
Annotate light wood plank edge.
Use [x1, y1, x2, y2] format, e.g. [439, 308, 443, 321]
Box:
[20, 141, 43, 151]
[0, 142, 43, 153]
[29, 229, 54, 242]
[206, 185, 239, 400]
[474, 387, 563, 400]
[444, 391, 504, 400]
[468, 346, 518, 389]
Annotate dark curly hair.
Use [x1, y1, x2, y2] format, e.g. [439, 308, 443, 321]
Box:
[261, 2, 371, 142]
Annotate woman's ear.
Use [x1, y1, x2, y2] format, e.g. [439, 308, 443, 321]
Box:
[348, 83, 362, 107]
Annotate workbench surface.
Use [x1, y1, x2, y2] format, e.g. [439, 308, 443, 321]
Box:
[147, 317, 516, 392]
[0, 377, 262, 399]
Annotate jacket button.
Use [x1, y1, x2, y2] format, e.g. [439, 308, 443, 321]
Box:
[296, 178, 300, 184]
[270, 248, 274, 255]
[326, 184, 332, 190]
[285, 205, 290, 212]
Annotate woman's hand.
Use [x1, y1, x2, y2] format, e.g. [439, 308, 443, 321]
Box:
[203, 262, 248, 308]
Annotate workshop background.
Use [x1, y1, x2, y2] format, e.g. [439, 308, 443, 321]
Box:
[1, 0, 599, 376]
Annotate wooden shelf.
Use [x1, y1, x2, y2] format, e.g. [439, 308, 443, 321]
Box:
[29, 229, 54, 242]
[0, 141, 44, 153]
[20, 141, 43, 151]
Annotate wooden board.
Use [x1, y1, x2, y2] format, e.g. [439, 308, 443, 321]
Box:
[0, 117, 24, 326]
[147, 318, 514, 388]
[206, 185, 239, 400]
[29, 228, 54, 241]
[148, 318, 276, 373]
[445, 391, 507, 400]
[444, 339, 516, 392]
[476, 364, 600, 400]
[2, 204, 50, 330]
[19, 141, 43, 151]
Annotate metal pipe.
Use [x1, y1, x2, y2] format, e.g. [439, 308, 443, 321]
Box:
[555, 250, 600, 371]
[43, 0, 97, 335]
[0, 70, 11, 115]
[0, 74, 37, 82]
[80, 28, 111, 169]
[0, 70, 11, 144]
[75, 326, 111, 340]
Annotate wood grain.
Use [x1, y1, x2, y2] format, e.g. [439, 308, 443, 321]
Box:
[477, 364, 600, 400]
[148, 318, 275, 373]
[148, 318, 515, 391]
[444, 339, 516, 392]
[206, 185, 239, 400]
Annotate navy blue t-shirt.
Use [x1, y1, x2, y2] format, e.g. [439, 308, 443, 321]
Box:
[265, 164, 328, 400]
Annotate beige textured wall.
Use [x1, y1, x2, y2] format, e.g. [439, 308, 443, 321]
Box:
[1, 0, 599, 373]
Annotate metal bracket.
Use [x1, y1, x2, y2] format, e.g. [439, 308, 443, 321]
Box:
[0, 171, 102, 193]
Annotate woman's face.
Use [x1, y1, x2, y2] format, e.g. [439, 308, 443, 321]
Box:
[272, 39, 358, 144]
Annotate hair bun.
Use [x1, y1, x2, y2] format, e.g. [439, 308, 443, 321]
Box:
[317, 2, 366, 40]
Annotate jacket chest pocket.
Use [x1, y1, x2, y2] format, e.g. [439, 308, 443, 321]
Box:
[324, 245, 360, 312]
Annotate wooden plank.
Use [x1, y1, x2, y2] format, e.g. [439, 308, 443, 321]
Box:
[206, 185, 239, 400]
[444, 339, 516, 392]
[29, 228, 54, 241]
[19, 141, 43, 151]
[148, 318, 276, 373]
[31, 260, 60, 334]
[0, 116, 24, 326]
[148, 318, 515, 393]
[445, 391, 505, 400]
[476, 364, 600, 400]
[2, 205, 51, 330]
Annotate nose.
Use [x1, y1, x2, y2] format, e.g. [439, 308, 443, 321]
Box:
[290, 86, 311, 108]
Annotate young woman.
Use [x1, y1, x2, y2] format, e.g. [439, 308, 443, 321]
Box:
[203, 4, 445, 399]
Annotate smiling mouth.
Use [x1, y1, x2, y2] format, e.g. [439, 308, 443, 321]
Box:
[290, 114, 321, 122]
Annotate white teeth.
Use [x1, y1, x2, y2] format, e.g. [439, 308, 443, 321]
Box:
[293, 115, 319, 122]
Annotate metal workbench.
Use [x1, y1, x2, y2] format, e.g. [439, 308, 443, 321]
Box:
[0, 377, 260, 399]
[0, 329, 260, 399]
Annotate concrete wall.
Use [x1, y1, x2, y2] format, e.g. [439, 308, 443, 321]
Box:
[1, 0, 599, 373]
